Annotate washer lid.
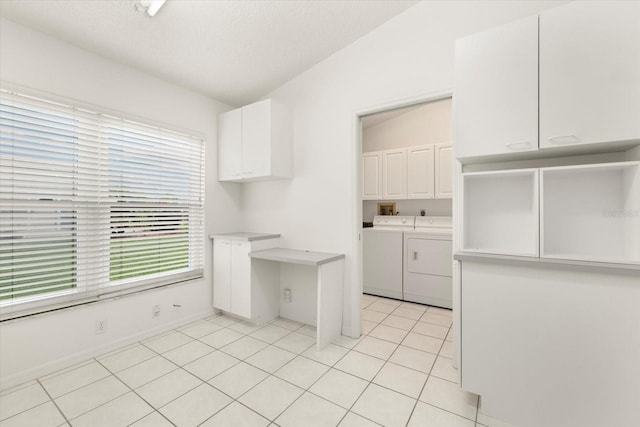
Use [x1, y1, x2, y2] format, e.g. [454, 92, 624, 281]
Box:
[373, 215, 415, 229]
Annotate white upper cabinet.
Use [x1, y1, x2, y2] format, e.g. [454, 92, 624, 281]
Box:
[434, 143, 453, 198]
[407, 145, 435, 199]
[241, 100, 272, 179]
[362, 151, 382, 200]
[454, 15, 538, 159]
[217, 109, 242, 181]
[363, 143, 452, 200]
[217, 99, 292, 182]
[539, 1, 640, 149]
[382, 148, 407, 199]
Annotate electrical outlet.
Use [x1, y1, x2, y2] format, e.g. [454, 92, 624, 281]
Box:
[283, 288, 292, 303]
[152, 304, 160, 317]
[95, 319, 107, 334]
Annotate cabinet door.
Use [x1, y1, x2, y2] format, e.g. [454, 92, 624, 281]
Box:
[382, 148, 407, 199]
[407, 145, 434, 199]
[435, 143, 453, 198]
[212, 239, 231, 311]
[362, 152, 382, 200]
[540, 1, 640, 149]
[241, 100, 272, 179]
[217, 109, 242, 181]
[230, 241, 251, 319]
[454, 15, 538, 159]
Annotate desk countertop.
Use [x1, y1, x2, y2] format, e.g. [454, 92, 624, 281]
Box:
[209, 232, 280, 241]
[250, 247, 345, 267]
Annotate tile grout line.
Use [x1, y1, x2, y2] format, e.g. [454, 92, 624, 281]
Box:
[7, 296, 457, 426]
[365, 296, 474, 425]
[403, 323, 450, 427]
[93, 353, 178, 426]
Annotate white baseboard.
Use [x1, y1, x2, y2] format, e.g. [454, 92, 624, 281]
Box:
[0, 307, 215, 391]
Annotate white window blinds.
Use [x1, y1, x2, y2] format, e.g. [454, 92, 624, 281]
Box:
[0, 89, 204, 320]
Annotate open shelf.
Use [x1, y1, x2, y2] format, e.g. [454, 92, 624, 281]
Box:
[541, 161, 640, 264]
[463, 168, 539, 256]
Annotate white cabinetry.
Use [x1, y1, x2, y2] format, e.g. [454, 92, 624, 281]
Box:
[407, 145, 434, 199]
[434, 143, 452, 198]
[363, 143, 452, 200]
[463, 161, 640, 264]
[217, 99, 292, 182]
[212, 235, 280, 322]
[463, 169, 539, 257]
[541, 162, 640, 264]
[454, 15, 538, 159]
[455, 3, 640, 160]
[362, 151, 382, 200]
[460, 261, 640, 426]
[382, 148, 407, 199]
[539, 1, 640, 149]
[217, 109, 242, 181]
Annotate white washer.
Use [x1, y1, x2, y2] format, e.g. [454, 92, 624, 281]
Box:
[363, 215, 415, 300]
[403, 216, 453, 309]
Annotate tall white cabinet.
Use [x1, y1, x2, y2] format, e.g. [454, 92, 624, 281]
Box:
[218, 99, 292, 182]
[454, 2, 640, 426]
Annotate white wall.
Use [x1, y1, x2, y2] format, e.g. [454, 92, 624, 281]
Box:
[0, 18, 241, 390]
[363, 199, 453, 222]
[240, 1, 566, 337]
[362, 98, 452, 153]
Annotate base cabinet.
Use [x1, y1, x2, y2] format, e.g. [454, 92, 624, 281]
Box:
[461, 260, 640, 427]
[213, 237, 280, 322]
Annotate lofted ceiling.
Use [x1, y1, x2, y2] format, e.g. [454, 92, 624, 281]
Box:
[0, 0, 418, 106]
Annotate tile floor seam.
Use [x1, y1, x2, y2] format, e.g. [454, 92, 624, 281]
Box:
[52, 378, 130, 423]
[4, 297, 464, 427]
[193, 325, 246, 350]
[92, 357, 175, 426]
[94, 356, 191, 426]
[38, 365, 113, 401]
[36, 358, 98, 383]
[403, 323, 450, 426]
[36, 378, 70, 425]
[0, 394, 60, 426]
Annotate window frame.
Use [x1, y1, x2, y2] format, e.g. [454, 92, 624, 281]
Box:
[0, 86, 205, 320]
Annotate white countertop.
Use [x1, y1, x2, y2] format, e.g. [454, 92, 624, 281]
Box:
[209, 232, 280, 241]
[249, 248, 345, 266]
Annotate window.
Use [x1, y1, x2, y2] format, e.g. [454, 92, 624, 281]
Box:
[0, 89, 204, 320]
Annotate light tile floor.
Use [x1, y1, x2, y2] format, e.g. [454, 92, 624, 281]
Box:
[0, 294, 511, 427]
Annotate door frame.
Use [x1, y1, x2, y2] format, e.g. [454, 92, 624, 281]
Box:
[350, 88, 453, 338]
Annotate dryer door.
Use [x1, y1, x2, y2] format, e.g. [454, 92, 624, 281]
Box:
[407, 237, 452, 277]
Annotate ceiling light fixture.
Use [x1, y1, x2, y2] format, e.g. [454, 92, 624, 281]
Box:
[133, 0, 167, 18]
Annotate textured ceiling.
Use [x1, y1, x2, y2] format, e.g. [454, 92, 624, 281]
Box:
[0, 0, 417, 106]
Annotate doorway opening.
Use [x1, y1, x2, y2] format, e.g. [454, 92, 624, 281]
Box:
[354, 92, 453, 338]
